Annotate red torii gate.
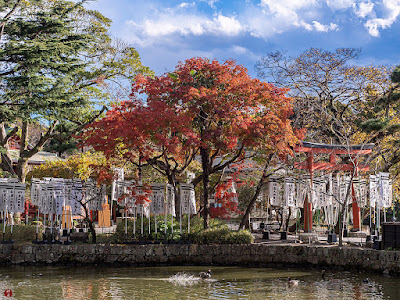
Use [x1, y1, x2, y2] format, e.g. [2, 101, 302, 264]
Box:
[294, 141, 374, 233]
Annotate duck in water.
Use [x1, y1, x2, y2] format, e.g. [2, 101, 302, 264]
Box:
[199, 269, 212, 279]
[288, 277, 299, 286]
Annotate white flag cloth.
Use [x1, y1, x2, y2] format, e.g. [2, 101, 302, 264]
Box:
[0, 183, 9, 211]
[166, 184, 176, 216]
[379, 172, 390, 208]
[111, 168, 124, 201]
[284, 178, 296, 207]
[30, 178, 41, 206]
[150, 184, 166, 215]
[14, 184, 25, 213]
[84, 180, 106, 211]
[40, 185, 55, 214]
[51, 183, 64, 216]
[313, 177, 326, 209]
[180, 183, 196, 214]
[10, 183, 25, 213]
[297, 176, 311, 208]
[268, 178, 282, 206]
[69, 180, 81, 215]
[339, 176, 350, 204]
[369, 175, 378, 207]
[332, 175, 340, 205]
[0, 182, 25, 213]
[137, 202, 150, 217]
[353, 177, 367, 207]
[0, 178, 18, 183]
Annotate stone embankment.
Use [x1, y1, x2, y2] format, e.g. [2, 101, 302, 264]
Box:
[0, 243, 399, 274]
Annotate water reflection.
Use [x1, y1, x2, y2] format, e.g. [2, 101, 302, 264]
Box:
[0, 266, 397, 299]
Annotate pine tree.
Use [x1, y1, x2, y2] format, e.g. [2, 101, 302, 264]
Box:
[0, 0, 152, 181]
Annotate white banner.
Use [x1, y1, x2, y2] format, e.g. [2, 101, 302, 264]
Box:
[0, 183, 25, 213]
[30, 178, 40, 206]
[339, 176, 349, 204]
[313, 177, 326, 209]
[70, 180, 83, 216]
[166, 184, 176, 216]
[0, 183, 8, 211]
[150, 184, 166, 215]
[379, 172, 390, 208]
[137, 202, 150, 217]
[369, 175, 377, 207]
[111, 168, 124, 201]
[13, 183, 26, 213]
[284, 178, 296, 207]
[180, 183, 196, 214]
[85, 181, 106, 211]
[353, 177, 367, 207]
[297, 177, 311, 208]
[269, 178, 282, 206]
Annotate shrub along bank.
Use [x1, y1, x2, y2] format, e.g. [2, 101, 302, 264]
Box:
[98, 217, 253, 245]
[2, 218, 253, 245]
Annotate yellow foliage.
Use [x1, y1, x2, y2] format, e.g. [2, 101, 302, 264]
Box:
[26, 152, 108, 182]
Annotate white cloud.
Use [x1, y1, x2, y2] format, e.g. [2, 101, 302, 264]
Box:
[261, 0, 317, 12]
[300, 20, 338, 31]
[250, 0, 341, 36]
[231, 45, 248, 55]
[178, 2, 195, 9]
[260, 0, 317, 26]
[353, 1, 374, 18]
[312, 21, 339, 31]
[326, 0, 356, 10]
[364, 0, 400, 37]
[126, 13, 243, 46]
[200, 0, 219, 9]
[243, 0, 319, 38]
[121, 0, 400, 49]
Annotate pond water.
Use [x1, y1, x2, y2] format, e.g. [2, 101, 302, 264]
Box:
[0, 265, 398, 299]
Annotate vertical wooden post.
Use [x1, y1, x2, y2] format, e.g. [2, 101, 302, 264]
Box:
[351, 157, 361, 232]
[351, 182, 361, 231]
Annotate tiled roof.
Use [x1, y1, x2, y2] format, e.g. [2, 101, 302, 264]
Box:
[9, 150, 62, 165]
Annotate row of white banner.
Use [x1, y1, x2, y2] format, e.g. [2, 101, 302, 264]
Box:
[0, 178, 26, 213]
[112, 181, 197, 217]
[268, 173, 392, 209]
[30, 178, 106, 215]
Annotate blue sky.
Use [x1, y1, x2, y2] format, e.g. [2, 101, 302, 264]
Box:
[86, 0, 400, 77]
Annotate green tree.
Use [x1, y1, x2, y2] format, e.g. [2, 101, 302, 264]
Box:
[0, 0, 152, 181]
[0, 0, 23, 41]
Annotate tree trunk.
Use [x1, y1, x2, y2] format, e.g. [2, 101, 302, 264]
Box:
[0, 153, 15, 175]
[285, 207, 292, 231]
[86, 216, 96, 244]
[338, 174, 354, 247]
[238, 173, 265, 230]
[0, 123, 17, 176]
[81, 200, 96, 243]
[277, 208, 283, 230]
[16, 121, 29, 182]
[200, 146, 210, 229]
[16, 157, 29, 182]
[239, 157, 273, 230]
[167, 173, 180, 215]
[338, 203, 346, 247]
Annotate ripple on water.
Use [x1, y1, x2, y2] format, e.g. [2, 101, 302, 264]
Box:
[0, 266, 396, 299]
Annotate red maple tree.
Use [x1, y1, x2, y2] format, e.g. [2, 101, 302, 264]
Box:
[81, 57, 299, 228]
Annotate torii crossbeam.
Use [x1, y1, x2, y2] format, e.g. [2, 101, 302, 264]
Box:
[294, 141, 374, 233]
